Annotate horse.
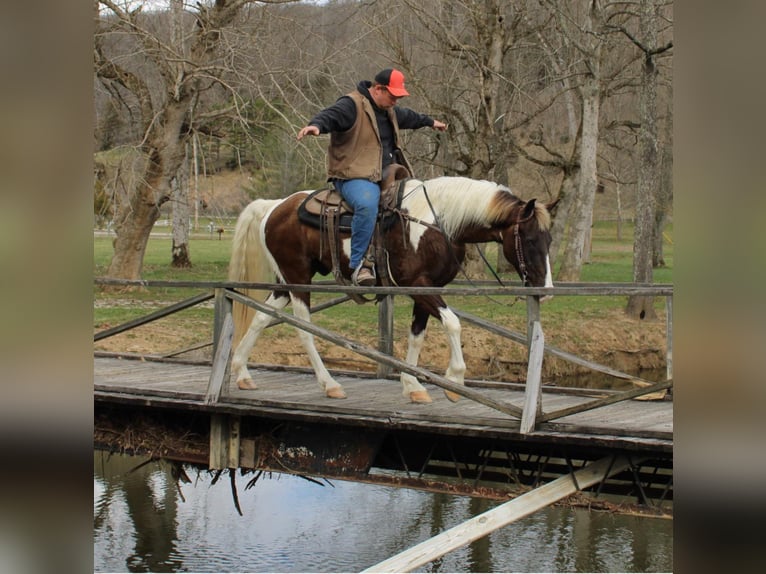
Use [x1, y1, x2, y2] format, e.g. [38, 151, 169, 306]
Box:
[228, 176, 556, 404]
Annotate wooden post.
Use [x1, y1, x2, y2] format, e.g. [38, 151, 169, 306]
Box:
[206, 289, 233, 403]
[209, 414, 240, 470]
[526, 295, 540, 347]
[362, 455, 642, 573]
[205, 312, 233, 404]
[520, 321, 544, 433]
[212, 288, 232, 354]
[520, 295, 544, 432]
[377, 295, 395, 378]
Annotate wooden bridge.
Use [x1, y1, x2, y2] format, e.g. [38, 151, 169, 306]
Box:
[94, 279, 673, 512]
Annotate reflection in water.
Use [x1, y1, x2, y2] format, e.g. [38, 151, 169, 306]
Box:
[94, 452, 672, 573]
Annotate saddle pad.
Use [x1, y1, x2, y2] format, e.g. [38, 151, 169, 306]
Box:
[297, 188, 355, 231]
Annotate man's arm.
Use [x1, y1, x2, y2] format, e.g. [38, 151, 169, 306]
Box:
[395, 107, 448, 131]
[297, 96, 357, 140]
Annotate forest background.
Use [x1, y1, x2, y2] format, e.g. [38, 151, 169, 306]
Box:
[93, 0, 673, 319]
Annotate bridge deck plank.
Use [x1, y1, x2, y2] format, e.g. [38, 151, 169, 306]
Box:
[94, 357, 672, 449]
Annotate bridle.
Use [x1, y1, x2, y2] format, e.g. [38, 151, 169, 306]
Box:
[414, 184, 535, 305]
[505, 206, 538, 286]
[513, 221, 528, 285]
[399, 185, 541, 301]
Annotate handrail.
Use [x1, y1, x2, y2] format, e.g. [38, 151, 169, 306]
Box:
[94, 278, 673, 431]
[94, 276, 672, 296]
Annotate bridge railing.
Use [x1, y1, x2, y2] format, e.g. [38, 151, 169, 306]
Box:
[94, 278, 673, 432]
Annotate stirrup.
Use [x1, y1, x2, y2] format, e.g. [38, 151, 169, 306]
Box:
[352, 265, 376, 287]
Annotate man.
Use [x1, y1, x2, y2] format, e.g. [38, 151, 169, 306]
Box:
[297, 68, 448, 286]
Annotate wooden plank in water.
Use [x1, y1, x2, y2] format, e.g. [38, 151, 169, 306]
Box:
[362, 455, 640, 573]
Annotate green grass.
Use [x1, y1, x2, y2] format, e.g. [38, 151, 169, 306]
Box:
[94, 235, 233, 281]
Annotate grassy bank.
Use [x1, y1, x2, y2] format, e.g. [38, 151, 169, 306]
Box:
[93, 221, 672, 384]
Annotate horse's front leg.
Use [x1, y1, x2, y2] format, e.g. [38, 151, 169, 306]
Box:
[231, 292, 289, 390]
[438, 305, 467, 402]
[289, 293, 346, 399]
[400, 304, 432, 403]
[401, 299, 467, 403]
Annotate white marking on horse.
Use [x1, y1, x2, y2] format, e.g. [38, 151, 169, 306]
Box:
[540, 255, 554, 302]
[400, 330, 427, 397]
[439, 307, 466, 385]
[544, 255, 553, 288]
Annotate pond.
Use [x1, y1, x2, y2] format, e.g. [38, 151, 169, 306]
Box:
[94, 452, 672, 573]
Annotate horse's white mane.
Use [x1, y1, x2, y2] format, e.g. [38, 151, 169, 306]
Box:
[402, 176, 516, 239]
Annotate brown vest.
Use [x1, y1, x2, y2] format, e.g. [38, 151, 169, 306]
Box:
[327, 91, 410, 182]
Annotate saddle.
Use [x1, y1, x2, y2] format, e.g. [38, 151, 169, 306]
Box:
[297, 163, 410, 231]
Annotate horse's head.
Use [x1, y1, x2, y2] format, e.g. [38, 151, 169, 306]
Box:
[501, 198, 557, 291]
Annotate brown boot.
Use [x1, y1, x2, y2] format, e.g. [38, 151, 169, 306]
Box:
[352, 266, 375, 286]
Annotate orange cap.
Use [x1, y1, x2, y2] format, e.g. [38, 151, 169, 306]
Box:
[374, 68, 409, 97]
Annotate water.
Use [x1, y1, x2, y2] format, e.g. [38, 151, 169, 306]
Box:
[94, 452, 672, 573]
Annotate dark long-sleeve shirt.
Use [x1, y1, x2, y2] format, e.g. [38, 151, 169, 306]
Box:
[308, 81, 435, 169]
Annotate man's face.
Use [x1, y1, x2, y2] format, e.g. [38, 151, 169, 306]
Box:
[372, 85, 402, 110]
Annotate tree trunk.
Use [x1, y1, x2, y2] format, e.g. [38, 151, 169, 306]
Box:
[558, 71, 600, 282]
[106, 102, 189, 280]
[172, 142, 192, 268]
[653, 80, 673, 268]
[462, 1, 507, 280]
[548, 117, 582, 266]
[615, 180, 623, 241]
[548, 168, 577, 265]
[107, 183, 163, 281]
[626, 1, 661, 319]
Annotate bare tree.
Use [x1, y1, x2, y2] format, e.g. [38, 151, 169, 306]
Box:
[654, 78, 673, 268]
[609, 0, 673, 318]
[540, 0, 607, 282]
[372, 0, 567, 277]
[169, 0, 192, 268]
[95, 0, 296, 280]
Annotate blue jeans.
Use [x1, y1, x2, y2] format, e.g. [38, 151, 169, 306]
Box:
[334, 178, 380, 270]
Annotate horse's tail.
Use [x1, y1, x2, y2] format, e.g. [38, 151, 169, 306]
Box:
[228, 198, 282, 349]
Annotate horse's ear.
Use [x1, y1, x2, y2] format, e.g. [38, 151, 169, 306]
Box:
[522, 198, 537, 219]
[546, 197, 561, 217]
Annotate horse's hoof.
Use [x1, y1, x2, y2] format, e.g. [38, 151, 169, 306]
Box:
[326, 387, 347, 399]
[237, 379, 257, 390]
[409, 391, 433, 404]
[444, 390, 462, 402]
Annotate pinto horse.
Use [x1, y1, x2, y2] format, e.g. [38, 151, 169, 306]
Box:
[228, 176, 555, 403]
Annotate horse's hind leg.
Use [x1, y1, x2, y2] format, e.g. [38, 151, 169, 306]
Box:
[231, 292, 289, 389]
[289, 294, 347, 399]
